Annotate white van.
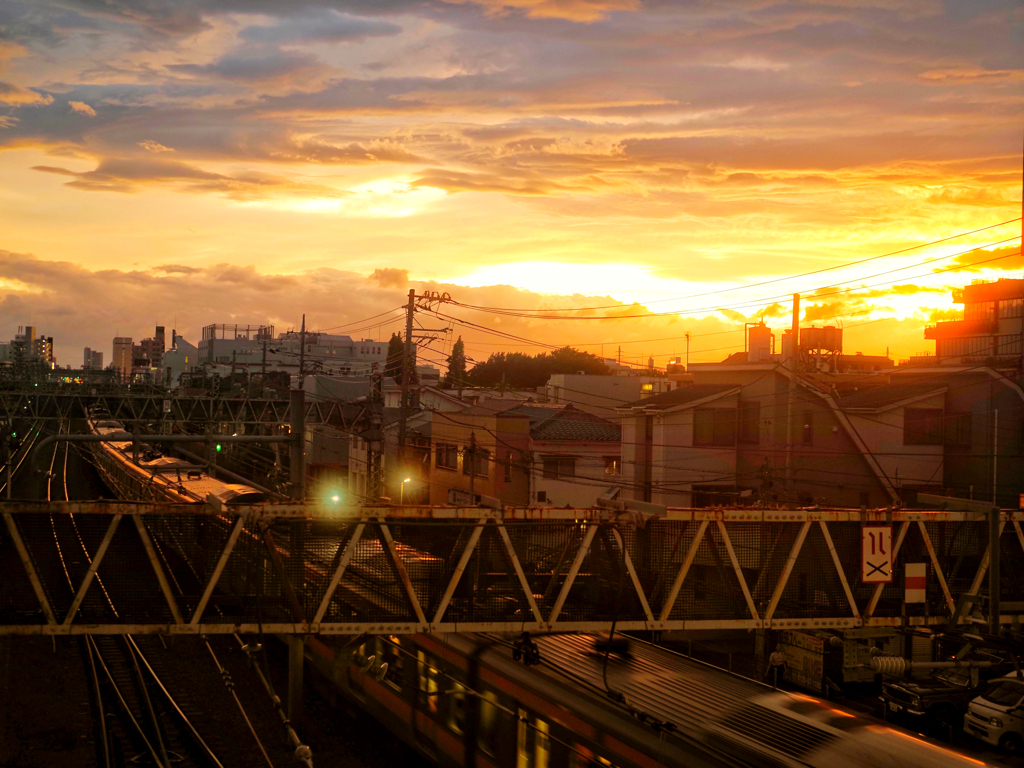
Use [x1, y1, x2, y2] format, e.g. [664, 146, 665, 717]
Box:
[963, 673, 1024, 753]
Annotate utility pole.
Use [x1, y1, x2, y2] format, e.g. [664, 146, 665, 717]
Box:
[990, 507, 1001, 636]
[297, 314, 306, 391]
[784, 293, 800, 488]
[290, 387, 305, 500]
[260, 337, 267, 391]
[368, 373, 383, 501]
[468, 432, 477, 499]
[685, 332, 690, 370]
[397, 289, 415, 468]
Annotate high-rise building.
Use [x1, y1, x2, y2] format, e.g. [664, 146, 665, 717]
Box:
[84, 347, 103, 369]
[113, 337, 132, 382]
[136, 325, 166, 371]
[32, 336, 54, 367]
[925, 278, 1024, 366]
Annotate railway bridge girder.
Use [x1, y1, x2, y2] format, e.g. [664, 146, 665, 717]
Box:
[2, 503, 1022, 636]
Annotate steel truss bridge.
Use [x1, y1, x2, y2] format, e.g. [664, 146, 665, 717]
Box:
[2, 504, 1022, 636]
[0, 389, 371, 427]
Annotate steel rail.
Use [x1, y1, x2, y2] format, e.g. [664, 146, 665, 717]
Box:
[44, 434, 221, 768]
[31, 433, 295, 472]
[127, 637, 226, 768]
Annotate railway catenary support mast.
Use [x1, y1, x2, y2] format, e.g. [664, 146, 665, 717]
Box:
[1, 502, 1021, 637]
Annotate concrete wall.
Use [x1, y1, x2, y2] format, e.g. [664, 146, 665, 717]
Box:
[530, 439, 620, 506]
[847, 394, 944, 495]
[428, 411, 530, 505]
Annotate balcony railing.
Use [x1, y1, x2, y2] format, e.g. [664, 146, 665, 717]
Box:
[923, 318, 998, 340]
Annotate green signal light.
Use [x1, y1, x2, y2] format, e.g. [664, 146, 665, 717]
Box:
[215, 444, 222, 452]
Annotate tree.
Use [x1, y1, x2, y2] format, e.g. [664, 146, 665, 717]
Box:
[467, 346, 610, 389]
[384, 332, 417, 385]
[443, 336, 467, 388]
[384, 333, 403, 380]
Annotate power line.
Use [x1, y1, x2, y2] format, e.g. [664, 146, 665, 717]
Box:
[451, 236, 1020, 321]
[451, 217, 1022, 314]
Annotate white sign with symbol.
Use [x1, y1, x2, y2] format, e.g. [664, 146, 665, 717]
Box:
[861, 525, 892, 583]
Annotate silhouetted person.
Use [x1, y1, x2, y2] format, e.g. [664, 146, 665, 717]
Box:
[766, 644, 787, 689]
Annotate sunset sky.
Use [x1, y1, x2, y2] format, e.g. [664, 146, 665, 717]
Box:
[0, 0, 1021, 370]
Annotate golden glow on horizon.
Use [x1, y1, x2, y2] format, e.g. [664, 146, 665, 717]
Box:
[0, 2, 1019, 366]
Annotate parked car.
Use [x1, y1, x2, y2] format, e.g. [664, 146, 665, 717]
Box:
[963, 673, 1024, 754]
[880, 665, 1002, 733]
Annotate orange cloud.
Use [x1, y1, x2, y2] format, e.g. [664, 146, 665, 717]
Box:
[31, 157, 345, 200]
[920, 68, 1024, 83]
[138, 140, 174, 153]
[0, 83, 52, 106]
[69, 101, 96, 117]
[943, 244, 1024, 273]
[443, 0, 638, 21]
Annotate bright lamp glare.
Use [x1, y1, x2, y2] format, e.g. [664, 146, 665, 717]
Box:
[331, 494, 340, 502]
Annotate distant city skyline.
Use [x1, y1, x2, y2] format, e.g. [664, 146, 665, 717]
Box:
[0, 1, 1020, 366]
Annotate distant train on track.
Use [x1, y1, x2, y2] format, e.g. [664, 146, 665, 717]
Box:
[86, 414, 266, 505]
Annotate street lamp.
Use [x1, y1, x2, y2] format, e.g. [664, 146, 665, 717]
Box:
[401, 477, 412, 504]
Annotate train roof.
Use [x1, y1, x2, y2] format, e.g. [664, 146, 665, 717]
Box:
[499, 635, 981, 768]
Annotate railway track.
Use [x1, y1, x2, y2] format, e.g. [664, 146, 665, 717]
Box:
[42, 421, 226, 768]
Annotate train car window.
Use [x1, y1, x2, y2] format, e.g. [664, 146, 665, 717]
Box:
[377, 636, 405, 692]
[478, 690, 502, 756]
[570, 745, 593, 768]
[534, 718, 550, 768]
[570, 747, 617, 768]
[447, 682, 467, 734]
[517, 708, 532, 768]
[417, 650, 439, 713]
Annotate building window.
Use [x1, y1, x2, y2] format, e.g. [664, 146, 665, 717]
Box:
[604, 457, 620, 475]
[536, 491, 547, 503]
[436, 443, 458, 470]
[504, 454, 513, 482]
[996, 335, 1023, 356]
[463, 447, 490, 477]
[964, 301, 995, 321]
[802, 411, 814, 446]
[738, 400, 760, 444]
[905, 408, 944, 445]
[694, 408, 736, 447]
[542, 457, 575, 479]
[999, 298, 1024, 319]
[945, 413, 972, 448]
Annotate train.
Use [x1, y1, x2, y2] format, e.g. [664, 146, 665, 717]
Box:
[303, 631, 984, 768]
[86, 414, 266, 505]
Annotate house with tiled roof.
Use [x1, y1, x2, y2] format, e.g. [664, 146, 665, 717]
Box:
[518, 404, 622, 507]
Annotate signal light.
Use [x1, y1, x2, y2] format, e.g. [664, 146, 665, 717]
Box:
[215, 444, 222, 452]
